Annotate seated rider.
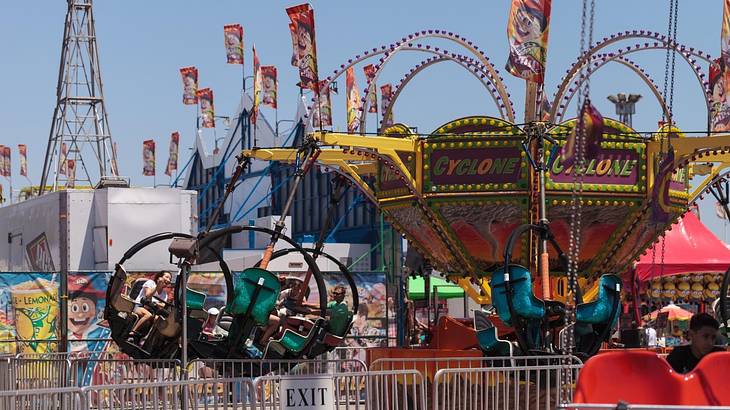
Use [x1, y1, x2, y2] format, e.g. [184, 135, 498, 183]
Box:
[127, 271, 172, 343]
[260, 277, 320, 344]
[327, 285, 348, 313]
[666, 312, 724, 373]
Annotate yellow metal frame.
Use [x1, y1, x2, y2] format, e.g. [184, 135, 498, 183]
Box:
[242, 129, 730, 305]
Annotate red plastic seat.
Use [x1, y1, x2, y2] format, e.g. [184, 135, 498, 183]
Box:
[691, 351, 730, 405]
[574, 350, 730, 406]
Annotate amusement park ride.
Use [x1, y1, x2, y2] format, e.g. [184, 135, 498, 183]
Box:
[105, 8, 730, 372]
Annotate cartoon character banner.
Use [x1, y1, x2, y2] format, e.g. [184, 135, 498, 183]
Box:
[142, 139, 155, 176]
[380, 84, 394, 128]
[67, 273, 112, 356]
[709, 59, 730, 131]
[0, 273, 60, 355]
[3, 146, 10, 177]
[19, 144, 27, 177]
[559, 99, 603, 170]
[505, 0, 553, 83]
[197, 88, 215, 128]
[261, 65, 278, 109]
[66, 159, 76, 188]
[363, 64, 378, 113]
[287, 4, 319, 92]
[179, 66, 199, 105]
[312, 80, 333, 128]
[346, 67, 361, 133]
[252, 46, 261, 124]
[223, 24, 244, 65]
[0, 146, 5, 177]
[164, 132, 179, 176]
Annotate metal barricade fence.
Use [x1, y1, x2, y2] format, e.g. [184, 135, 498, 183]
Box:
[188, 358, 367, 380]
[81, 377, 257, 410]
[559, 405, 730, 410]
[0, 356, 13, 391]
[433, 363, 583, 410]
[0, 386, 84, 410]
[11, 357, 72, 390]
[69, 358, 181, 387]
[254, 369, 427, 410]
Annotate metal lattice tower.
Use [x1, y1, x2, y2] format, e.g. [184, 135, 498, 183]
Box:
[39, 0, 117, 194]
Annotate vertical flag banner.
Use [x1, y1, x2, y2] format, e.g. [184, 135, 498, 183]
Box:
[165, 132, 180, 176]
[313, 80, 332, 128]
[59, 143, 68, 176]
[66, 159, 76, 188]
[18, 144, 27, 177]
[710, 59, 730, 131]
[363, 64, 378, 113]
[223, 24, 244, 65]
[505, 0, 553, 83]
[252, 46, 261, 124]
[0, 146, 5, 177]
[111, 142, 119, 177]
[286, 4, 319, 91]
[723, 0, 730, 65]
[142, 139, 156, 176]
[180, 66, 199, 105]
[261, 66, 278, 109]
[197, 88, 215, 128]
[539, 92, 552, 121]
[380, 83, 394, 128]
[288, 23, 299, 67]
[346, 67, 362, 133]
[3, 147, 10, 178]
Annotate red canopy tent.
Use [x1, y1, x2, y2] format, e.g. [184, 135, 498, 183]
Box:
[634, 211, 730, 281]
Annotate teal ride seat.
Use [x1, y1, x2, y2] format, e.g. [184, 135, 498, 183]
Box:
[474, 310, 513, 357]
[489, 265, 546, 326]
[186, 287, 207, 311]
[576, 274, 622, 325]
[227, 267, 281, 325]
[265, 318, 325, 358]
[326, 302, 353, 336]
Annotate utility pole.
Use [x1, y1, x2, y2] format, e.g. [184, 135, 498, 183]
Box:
[40, 0, 117, 194]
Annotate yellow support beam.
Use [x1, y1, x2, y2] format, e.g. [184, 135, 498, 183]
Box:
[448, 276, 492, 305]
[312, 131, 420, 153]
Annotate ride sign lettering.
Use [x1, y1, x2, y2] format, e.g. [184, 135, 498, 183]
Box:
[428, 147, 523, 185]
[548, 148, 639, 185]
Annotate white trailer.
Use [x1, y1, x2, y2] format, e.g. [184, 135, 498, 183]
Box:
[0, 187, 197, 272]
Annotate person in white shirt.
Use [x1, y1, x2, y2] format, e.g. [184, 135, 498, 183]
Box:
[128, 271, 172, 343]
[645, 326, 658, 348]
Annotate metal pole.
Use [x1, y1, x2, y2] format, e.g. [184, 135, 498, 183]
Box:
[180, 262, 190, 410]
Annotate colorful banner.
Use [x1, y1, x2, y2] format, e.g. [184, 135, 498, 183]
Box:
[252, 46, 261, 124]
[197, 88, 215, 128]
[288, 22, 299, 67]
[66, 159, 76, 188]
[180, 66, 199, 105]
[0, 273, 60, 355]
[363, 64, 378, 113]
[19, 144, 27, 177]
[165, 132, 179, 176]
[286, 4, 319, 91]
[3, 146, 10, 178]
[312, 80, 332, 128]
[67, 273, 112, 358]
[0, 145, 5, 177]
[560, 100, 603, 169]
[261, 65, 278, 109]
[505, 0, 553, 83]
[346, 67, 361, 133]
[380, 84, 394, 128]
[142, 139, 155, 176]
[651, 148, 675, 225]
[709, 59, 729, 131]
[223, 24, 244, 65]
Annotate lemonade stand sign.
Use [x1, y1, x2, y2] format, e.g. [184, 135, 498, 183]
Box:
[2, 275, 59, 354]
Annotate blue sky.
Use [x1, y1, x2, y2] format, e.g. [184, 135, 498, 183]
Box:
[1, 0, 730, 240]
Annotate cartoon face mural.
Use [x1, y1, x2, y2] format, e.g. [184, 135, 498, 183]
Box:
[68, 295, 96, 336]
